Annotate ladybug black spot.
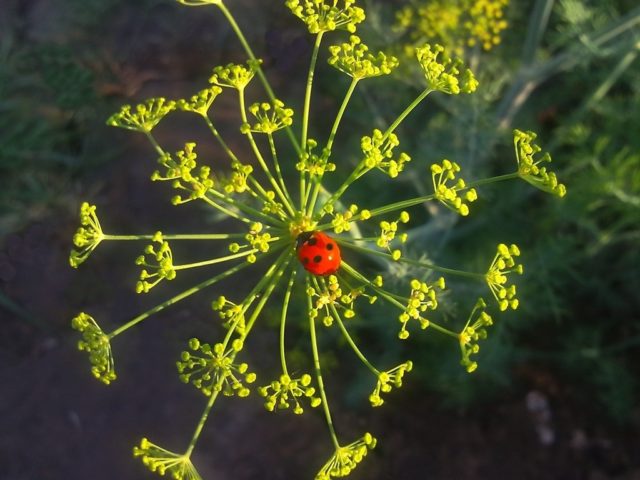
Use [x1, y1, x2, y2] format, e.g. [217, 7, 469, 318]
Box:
[308, 237, 318, 246]
[313, 255, 322, 263]
[326, 243, 334, 250]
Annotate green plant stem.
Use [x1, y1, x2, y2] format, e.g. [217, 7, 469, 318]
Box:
[183, 251, 292, 459]
[339, 239, 482, 279]
[338, 172, 519, 224]
[312, 88, 435, 219]
[306, 78, 360, 217]
[102, 233, 245, 241]
[217, 1, 302, 156]
[203, 116, 240, 164]
[206, 189, 288, 227]
[238, 89, 296, 217]
[302, 32, 325, 150]
[243, 256, 291, 337]
[307, 276, 340, 450]
[268, 133, 295, 209]
[341, 261, 458, 339]
[145, 132, 164, 156]
[326, 78, 359, 153]
[185, 388, 221, 457]
[314, 167, 362, 221]
[108, 260, 254, 339]
[174, 244, 281, 271]
[322, 291, 379, 376]
[279, 268, 297, 375]
[200, 195, 253, 225]
[383, 87, 432, 141]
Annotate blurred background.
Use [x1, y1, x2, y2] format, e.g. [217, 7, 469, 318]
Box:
[1, 0, 639, 479]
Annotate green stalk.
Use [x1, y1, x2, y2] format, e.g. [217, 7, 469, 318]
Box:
[279, 269, 297, 375]
[174, 245, 281, 271]
[200, 195, 253, 225]
[316, 279, 379, 377]
[145, 132, 165, 156]
[307, 276, 340, 450]
[338, 239, 482, 280]
[102, 233, 245, 241]
[108, 259, 254, 339]
[238, 89, 297, 217]
[203, 116, 240, 164]
[306, 78, 360, 217]
[268, 133, 295, 209]
[301, 32, 325, 150]
[383, 88, 432, 141]
[185, 388, 221, 457]
[217, 1, 302, 156]
[205, 188, 288, 227]
[341, 261, 459, 339]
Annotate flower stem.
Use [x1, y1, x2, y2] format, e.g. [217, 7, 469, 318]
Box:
[319, 280, 379, 377]
[203, 115, 240, 164]
[145, 132, 165, 156]
[340, 261, 459, 339]
[108, 260, 255, 339]
[338, 239, 482, 280]
[383, 88, 433, 141]
[216, 1, 302, 156]
[185, 388, 221, 457]
[279, 269, 297, 376]
[307, 276, 340, 450]
[306, 78, 360, 217]
[268, 133, 295, 209]
[102, 233, 245, 241]
[238, 89, 296, 217]
[301, 32, 324, 150]
[173, 244, 281, 271]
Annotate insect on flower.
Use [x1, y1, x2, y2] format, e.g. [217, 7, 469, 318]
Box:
[68, 1, 566, 479]
[296, 231, 342, 276]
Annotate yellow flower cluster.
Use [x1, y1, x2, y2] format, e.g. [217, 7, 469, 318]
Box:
[369, 361, 413, 407]
[135, 232, 176, 294]
[316, 433, 377, 480]
[514, 129, 567, 197]
[258, 373, 322, 414]
[70, 202, 104, 268]
[107, 97, 176, 133]
[242, 99, 294, 134]
[286, 0, 365, 34]
[458, 298, 493, 373]
[177, 338, 257, 397]
[151, 143, 214, 204]
[398, 277, 446, 339]
[133, 438, 201, 480]
[416, 44, 478, 94]
[361, 129, 411, 178]
[485, 243, 522, 311]
[71, 312, 115, 384]
[328, 35, 399, 80]
[209, 60, 261, 90]
[396, 0, 509, 54]
[431, 159, 478, 216]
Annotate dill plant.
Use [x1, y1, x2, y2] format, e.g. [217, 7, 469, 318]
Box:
[69, 0, 566, 478]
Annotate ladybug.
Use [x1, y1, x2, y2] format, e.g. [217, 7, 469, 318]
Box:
[296, 231, 341, 276]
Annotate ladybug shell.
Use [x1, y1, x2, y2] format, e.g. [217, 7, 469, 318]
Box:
[296, 231, 341, 276]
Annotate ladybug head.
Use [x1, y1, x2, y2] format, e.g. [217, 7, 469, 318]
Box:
[295, 231, 314, 250]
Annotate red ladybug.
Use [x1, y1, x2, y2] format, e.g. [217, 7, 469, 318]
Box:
[296, 231, 341, 276]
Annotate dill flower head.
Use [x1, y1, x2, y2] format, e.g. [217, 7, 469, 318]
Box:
[68, 1, 565, 479]
[396, 0, 510, 55]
